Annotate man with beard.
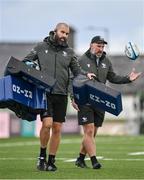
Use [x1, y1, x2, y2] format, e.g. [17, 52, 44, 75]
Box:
[23, 23, 95, 172]
[71, 36, 141, 169]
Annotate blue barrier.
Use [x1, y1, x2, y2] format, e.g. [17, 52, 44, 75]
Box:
[73, 75, 123, 116]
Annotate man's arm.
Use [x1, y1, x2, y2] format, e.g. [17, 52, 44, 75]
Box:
[128, 68, 141, 81]
[23, 45, 40, 70]
[107, 61, 132, 84]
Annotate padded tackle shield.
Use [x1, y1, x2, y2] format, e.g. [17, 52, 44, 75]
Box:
[0, 75, 47, 121]
[86, 80, 122, 116]
[72, 75, 89, 105]
[4, 56, 56, 92]
[72, 75, 123, 116]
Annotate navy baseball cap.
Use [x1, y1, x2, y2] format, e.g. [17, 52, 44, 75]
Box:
[91, 36, 107, 44]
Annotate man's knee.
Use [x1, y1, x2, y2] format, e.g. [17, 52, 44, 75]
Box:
[83, 124, 94, 137]
[52, 122, 62, 135]
[86, 129, 94, 137]
[42, 117, 53, 129]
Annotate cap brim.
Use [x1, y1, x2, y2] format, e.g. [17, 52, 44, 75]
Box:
[98, 40, 107, 44]
[92, 40, 107, 44]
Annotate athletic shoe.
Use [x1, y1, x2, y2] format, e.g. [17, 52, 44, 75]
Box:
[37, 157, 47, 171]
[75, 158, 88, 168]
[46, 163, 57, 171]
[93, 161, 102, 169]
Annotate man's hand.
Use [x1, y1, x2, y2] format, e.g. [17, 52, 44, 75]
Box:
[128, 68, 142, 81]
[71, 100, 80, 111]
[87, 73, 96, 80]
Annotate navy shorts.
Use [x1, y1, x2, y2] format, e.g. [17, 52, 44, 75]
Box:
[40, 94, 68, 123]
[78, 105, 105, 127]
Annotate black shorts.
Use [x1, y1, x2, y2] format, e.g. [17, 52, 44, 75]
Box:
[78, 105, 105, 127]
[40, 94, 68, 123]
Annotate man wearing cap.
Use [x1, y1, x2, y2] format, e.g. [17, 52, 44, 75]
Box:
[71, 36, 141, 169]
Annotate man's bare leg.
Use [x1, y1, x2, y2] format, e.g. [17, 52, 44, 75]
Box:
[47, 122, 63, 171]
[37, 117, 52, 171]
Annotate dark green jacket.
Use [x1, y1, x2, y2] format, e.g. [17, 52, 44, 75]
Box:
[79, 49, 131, 84]
[24, 31, 83, 95]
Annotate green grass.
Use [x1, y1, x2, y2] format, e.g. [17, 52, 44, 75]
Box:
[0, 135, 144, 179]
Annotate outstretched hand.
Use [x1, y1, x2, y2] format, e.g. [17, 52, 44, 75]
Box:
[128, 68, 142, 81]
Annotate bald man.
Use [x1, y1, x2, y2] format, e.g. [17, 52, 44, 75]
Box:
[23, 23, 95, 171]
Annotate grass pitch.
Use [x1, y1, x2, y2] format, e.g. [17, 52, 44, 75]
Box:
[0, 135, 144, 179]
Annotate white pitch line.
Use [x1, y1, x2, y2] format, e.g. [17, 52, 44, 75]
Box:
[0, 141, 39, 147]
[104, 158, 144, 161]
[128, 152, 144, 155]
[64, 157, 144, 162]
[0, 157, 67, 161]
[0, 157, 144, 162]
[65, 156, 103, 162]
[0, 139, 81, 147]
[0, 157, 35, 160]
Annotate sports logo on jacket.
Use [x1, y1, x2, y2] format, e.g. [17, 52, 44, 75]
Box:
[101, 63, 106, 68]
[45, 50, 48, 54]
[62, 51, 67, 57]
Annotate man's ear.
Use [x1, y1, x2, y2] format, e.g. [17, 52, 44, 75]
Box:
[54, 29, 57, 34]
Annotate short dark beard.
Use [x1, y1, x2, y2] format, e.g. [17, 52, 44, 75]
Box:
[54, 34, 67, 47]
